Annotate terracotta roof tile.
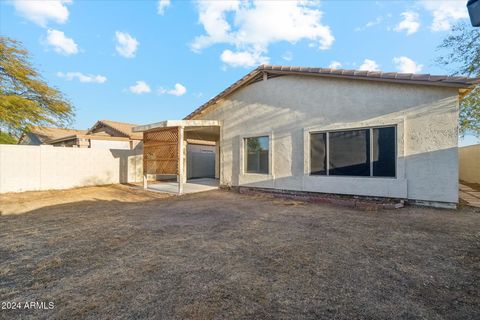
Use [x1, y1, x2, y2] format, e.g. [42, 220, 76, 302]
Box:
[411, 74, 430, 81]
[92, 120, 143, 139]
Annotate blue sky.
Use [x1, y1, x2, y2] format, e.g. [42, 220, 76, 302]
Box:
[1, 0, 478, 145]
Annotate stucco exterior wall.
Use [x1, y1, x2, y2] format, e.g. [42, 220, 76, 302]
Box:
[0, 145, 143, 193]
[459, 144, 480, 184]
[132, 140, 143, 150]
[51, 138, 83, 148]
[90, 139, 131, 149]
[193, 75, 459, 203]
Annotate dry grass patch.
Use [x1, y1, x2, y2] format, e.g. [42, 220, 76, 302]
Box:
[0, 184, 169, 215]
[0, 187, 479, 319]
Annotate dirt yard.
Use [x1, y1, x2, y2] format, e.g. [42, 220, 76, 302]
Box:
[1, 186, 479, 319]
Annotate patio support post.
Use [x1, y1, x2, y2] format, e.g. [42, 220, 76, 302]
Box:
[178, 126, 185, 194]
[143, 174, 147, 190]
[215, 141, 220, 179]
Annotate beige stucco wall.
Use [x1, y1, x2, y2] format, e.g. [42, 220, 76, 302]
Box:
[0, 145, 143, 193]
[459, 144, 480, 184]
[90, 139, 131, 149]
[193, 75, 460, 203]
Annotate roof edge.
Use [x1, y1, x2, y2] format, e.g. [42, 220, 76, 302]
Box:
[134, 120, 220, 132]
[46, 134, 133, 144]
[185, 64, 480, 120]
[87, 120, 131, 138]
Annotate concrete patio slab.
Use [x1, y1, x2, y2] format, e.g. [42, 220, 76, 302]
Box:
[146, 178, 219, 195]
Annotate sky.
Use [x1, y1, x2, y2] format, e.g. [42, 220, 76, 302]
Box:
[0, 0, 478, 146]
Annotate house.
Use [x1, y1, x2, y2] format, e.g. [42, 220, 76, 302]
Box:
[19, 127, 88, 146]
[84, 120, 143, 150]
[134, 65, 479, 207]
[20, 120, 143, 150]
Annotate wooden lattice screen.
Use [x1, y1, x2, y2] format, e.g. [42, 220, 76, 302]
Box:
[143, 127, 179, 175]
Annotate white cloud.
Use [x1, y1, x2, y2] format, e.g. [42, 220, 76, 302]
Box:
[393, 56, 423, 73]
[57, 71, 107, 83]
[282, 51, 293, 61]
[115, 31, 139, 58]
[394, 11, 420, 35]
[359, 59, 380, 71]
[355, 16, 383, 31]
[45, 29, 78, 55]
[129, 81, 151, 94]
[168, 83, 187, 96]
[191, 0, 334, 67]
[157, 83, 187, 96]
[157, 0, 170, 15]
[421, 0, 469, 31]
[220, 49, 268, 68]
[190, 0, 241, 52]
[12, 0, 71, 27]
[329, 61, 342, 69]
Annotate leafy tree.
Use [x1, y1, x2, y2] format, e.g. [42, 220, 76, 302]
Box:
[437, 23, 479, 136]
[0, 37, 74, 143]
[247, 137, 262, 152]
[0, 131, 17, 144]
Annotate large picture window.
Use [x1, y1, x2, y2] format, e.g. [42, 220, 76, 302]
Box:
[310, 126, 396, 177]
[245, 136, 269, 174]
[329, 129, 370, 176]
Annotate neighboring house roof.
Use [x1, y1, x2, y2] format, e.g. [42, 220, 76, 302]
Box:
[20, 120, 143, 145]
[25, 126, 87, 143]
[47, 134, 132, 144]
[87, 120, 143, 140]
[185, 64, 480, 120]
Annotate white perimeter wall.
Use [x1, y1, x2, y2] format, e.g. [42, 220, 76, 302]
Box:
[459, 144, 480, 184]
[0, 145, 143, 193]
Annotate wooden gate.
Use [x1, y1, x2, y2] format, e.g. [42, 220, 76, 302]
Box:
[143, 127, 179, 175]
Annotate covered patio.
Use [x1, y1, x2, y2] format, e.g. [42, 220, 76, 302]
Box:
[146, 178, 219, 195]
[133, 120, 220, 194]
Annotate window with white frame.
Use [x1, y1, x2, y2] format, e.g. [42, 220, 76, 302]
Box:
[244, 136, 269, 174]
[310, 126, 396, 177]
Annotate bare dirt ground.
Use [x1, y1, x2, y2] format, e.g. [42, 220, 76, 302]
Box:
[0, 186, 479, 319]
[0, 184, 169, 215]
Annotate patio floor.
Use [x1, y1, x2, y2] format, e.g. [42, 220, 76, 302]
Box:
[146, 178, 219, 194]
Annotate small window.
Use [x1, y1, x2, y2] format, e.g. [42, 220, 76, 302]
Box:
[245, 136, 269, 174]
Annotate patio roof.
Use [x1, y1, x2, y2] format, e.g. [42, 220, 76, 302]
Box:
[137, 120, 220, 194]
[133, 120, 220, 133]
